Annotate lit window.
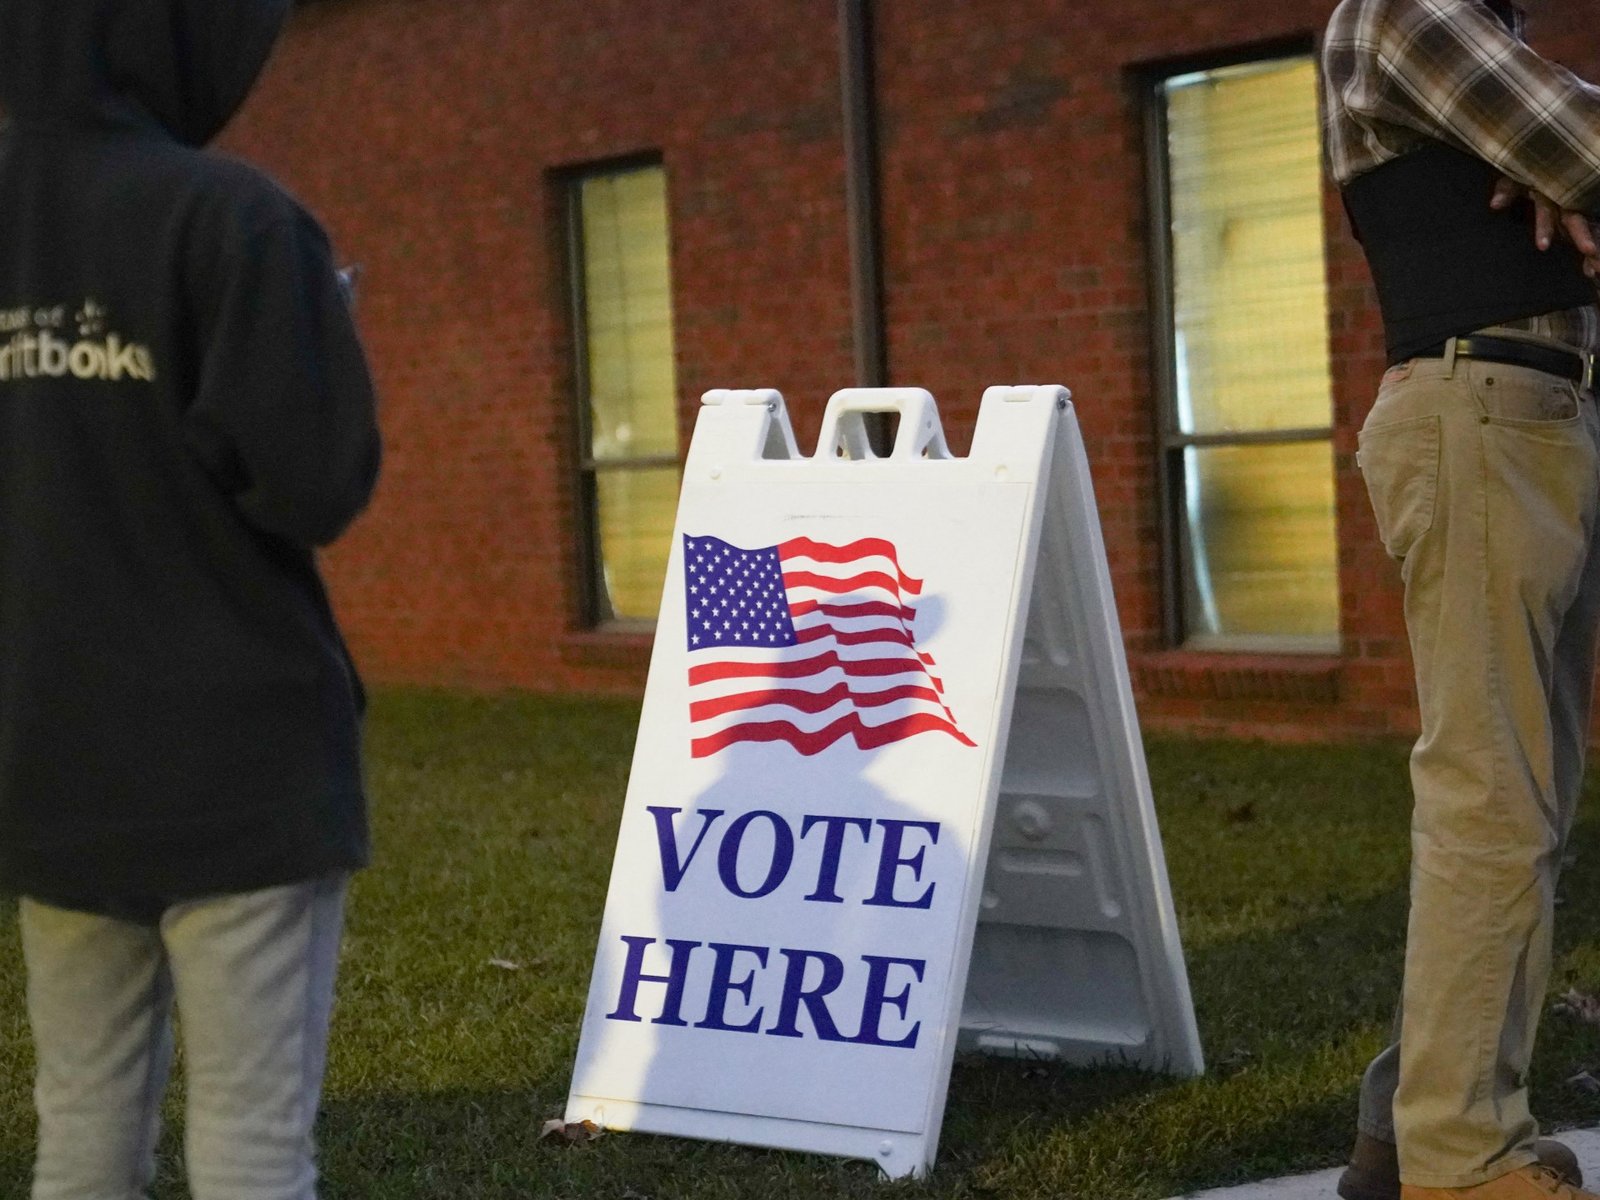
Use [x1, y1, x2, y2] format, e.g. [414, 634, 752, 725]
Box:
[569, 163, 682, 625]
[1151, 55, 1339, 651]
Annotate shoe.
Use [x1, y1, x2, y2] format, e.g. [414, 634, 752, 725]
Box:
[1338, 1135, 1582, 1200]
[1399, 1164, 1593, 1200]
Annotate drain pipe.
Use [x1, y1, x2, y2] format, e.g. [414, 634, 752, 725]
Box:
[839, 0, 889, 418]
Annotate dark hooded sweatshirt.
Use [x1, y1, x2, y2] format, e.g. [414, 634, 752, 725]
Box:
[0, 0, 381, 909]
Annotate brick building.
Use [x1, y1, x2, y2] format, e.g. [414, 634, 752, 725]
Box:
[220, 0, 1600, 741]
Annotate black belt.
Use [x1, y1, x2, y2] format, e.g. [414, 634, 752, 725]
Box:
[1415, 334, 1595, 388]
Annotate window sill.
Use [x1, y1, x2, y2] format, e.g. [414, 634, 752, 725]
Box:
[559, 626, 655, 672]
[1131, 650, 1342, 704]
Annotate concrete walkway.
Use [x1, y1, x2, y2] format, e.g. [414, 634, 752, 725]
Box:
[1173, 1130, 1600, 1200]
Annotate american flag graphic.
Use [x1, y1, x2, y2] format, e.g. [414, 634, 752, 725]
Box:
[682, 534, 976, 758]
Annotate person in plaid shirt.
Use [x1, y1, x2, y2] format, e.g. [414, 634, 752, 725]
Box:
[1325, 4, 1600, 1200]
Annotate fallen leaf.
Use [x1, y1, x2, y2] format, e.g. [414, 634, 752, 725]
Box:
[488, 958, 522, 971]
[539, 1118, 604, 1144]
[1568, 1071, 1600, 1095]
[1552, 989, 1600, 1025]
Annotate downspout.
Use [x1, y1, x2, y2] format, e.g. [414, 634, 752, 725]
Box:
[839, 0, 889, 411]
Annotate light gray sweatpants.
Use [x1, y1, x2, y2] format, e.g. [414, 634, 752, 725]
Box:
[19, 875, 346, 1200]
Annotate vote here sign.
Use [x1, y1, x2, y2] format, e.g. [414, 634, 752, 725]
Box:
[567, 388, 1061, 1178]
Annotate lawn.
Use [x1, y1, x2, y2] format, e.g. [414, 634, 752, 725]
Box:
[3, 689, 1600, 1199]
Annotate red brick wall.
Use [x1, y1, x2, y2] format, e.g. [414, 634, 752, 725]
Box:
[220, 0, 1600, 742]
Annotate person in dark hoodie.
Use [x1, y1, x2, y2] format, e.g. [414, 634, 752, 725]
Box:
[0, 0, 380, 1196]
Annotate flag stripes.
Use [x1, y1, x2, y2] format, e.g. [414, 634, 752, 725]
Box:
[682, 534, 974, 757]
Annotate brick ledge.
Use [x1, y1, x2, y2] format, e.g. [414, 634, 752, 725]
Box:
[1131, 651, 1342, 704]
[558, 627, 653, 673]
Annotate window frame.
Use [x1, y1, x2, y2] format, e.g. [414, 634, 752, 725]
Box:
[561, 153, 683, 631]
[1140, 37, 1342, 654]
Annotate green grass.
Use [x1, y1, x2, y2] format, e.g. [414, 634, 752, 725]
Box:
[4, 690, 1600, 1198]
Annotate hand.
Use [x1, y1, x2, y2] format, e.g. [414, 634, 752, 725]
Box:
[1491, 175, 1600, 278]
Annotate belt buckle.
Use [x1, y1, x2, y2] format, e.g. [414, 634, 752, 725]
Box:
[1584, 353, 1596, 394]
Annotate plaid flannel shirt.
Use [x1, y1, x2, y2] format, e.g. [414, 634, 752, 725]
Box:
[1323, 0, 1600, 348]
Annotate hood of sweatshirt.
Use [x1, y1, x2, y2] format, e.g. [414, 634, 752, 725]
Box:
[0, 0, 290, 146]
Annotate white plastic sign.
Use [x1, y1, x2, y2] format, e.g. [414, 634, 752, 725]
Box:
[566, 386, 1202, 1179]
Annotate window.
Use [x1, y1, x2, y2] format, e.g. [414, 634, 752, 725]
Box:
[568, 162, 682, 626]
[1149, 54, 1340, 652]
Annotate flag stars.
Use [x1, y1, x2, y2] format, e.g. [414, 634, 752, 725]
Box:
[682, 536, 802, 653]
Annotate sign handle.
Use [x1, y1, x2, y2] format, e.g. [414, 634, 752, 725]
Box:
[818, 387, 952, 461]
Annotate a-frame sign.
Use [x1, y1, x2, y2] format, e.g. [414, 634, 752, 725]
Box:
[566, 385, 1202, 1179]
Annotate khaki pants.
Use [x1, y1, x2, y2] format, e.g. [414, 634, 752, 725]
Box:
[20, 876, 346, 1200]
[1355, 337, 1600, 1188]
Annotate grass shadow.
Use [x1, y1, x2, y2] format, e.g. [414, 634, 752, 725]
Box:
[0, 1148, 27, 1199]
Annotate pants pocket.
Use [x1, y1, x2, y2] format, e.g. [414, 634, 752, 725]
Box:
[1358, 413, 1441, 561]
[1469, 362, 1582, 426]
